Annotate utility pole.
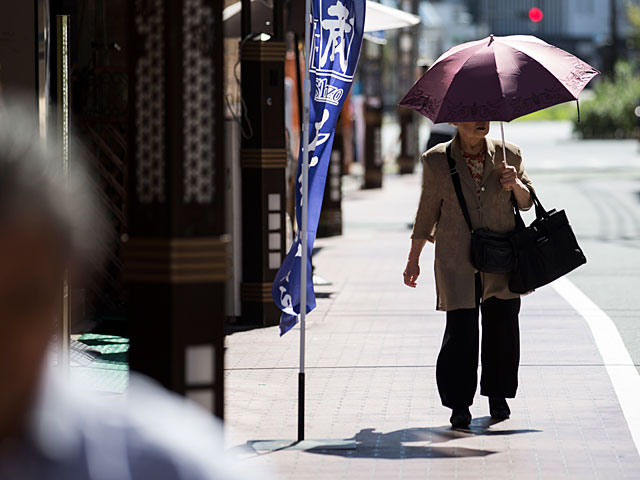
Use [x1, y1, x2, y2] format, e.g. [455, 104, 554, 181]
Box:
[609, 0, 619, 78]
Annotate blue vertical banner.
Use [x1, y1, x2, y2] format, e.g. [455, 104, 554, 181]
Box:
[272, 0, 365, 335]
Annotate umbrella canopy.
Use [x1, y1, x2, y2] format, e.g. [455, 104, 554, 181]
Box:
[223, 0, 420, 37]
[399, 35, 599, 123]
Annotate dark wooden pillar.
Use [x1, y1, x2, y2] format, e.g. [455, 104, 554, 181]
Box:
[238, 35, 287, 326]
[397, 107, 418, 174]
[396, 1, 420, 174]
[363, 101, 383, 189]
[0, 2, 38, 111]
[361, 41, 383, 190]
[126, 0, 226, 419]
[317, 114, 344, 238]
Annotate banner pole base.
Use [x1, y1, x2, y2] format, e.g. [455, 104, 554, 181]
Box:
[298, 371, 305, 442]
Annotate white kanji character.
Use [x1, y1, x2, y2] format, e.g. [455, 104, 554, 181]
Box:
[310, 110, 331, 152]
[320, 1, 354, 73]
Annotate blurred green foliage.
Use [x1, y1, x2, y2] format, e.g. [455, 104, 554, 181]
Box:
[514, 102, 575, 122]
[628, 3, 640, 52]
[572, 61, 640, 139]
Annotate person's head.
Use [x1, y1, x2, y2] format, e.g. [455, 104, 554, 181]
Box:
[451, 121, 490, 143]
[0, 101, 102, 436]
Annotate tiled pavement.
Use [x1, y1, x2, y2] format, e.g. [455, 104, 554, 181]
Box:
[224, 172, 640, 479]
[51, 334, 129, 394]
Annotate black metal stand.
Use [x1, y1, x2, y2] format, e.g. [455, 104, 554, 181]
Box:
[298, 372, 305, 441]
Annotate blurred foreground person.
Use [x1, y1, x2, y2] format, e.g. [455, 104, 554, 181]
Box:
[0, 103, 265, 480]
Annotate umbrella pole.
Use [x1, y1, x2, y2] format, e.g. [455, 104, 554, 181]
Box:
[298, 0, 312, 444]
[500, 121, 514, 193]
[500, 121, 507, 166]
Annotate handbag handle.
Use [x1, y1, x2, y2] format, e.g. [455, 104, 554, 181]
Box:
[513, 183, 548, 229]
[529, 186, 548, 218]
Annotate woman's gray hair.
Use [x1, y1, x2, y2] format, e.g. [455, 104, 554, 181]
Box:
[0, 99, 105, 264]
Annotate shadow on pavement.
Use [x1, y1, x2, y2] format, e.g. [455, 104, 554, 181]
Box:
[304, 426, 494, 459]
[315, 291, 334, 299]
[237, 418, 541, 460]
[307, 444, 495, 459]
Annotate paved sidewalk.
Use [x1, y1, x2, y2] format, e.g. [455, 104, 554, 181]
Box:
[224, 172, 640, 479]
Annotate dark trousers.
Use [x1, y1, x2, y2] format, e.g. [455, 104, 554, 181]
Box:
[436, 276, 521, 409]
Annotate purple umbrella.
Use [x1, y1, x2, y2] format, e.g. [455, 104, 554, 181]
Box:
[399, 35, 599, 124]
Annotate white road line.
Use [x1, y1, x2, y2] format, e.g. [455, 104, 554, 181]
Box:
[553, 277, 640, 455]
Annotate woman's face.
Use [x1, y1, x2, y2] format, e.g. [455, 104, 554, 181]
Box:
[452, 121, 490, 142]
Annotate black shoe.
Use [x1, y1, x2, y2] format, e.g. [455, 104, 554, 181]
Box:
[450, 407, 472, 428]
[489, 397, 510, 419]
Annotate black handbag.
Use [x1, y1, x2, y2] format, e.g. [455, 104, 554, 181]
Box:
[509, 188, 587, 293]
[446, 143, 515, 274]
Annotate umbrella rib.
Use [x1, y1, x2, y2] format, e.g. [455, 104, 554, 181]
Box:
[497, 39, 591, 99]
[500, 43, 577, 102]
[440, 45, 498, 121]
[404, 47, 479, 122]
[432, 38, 484, 65]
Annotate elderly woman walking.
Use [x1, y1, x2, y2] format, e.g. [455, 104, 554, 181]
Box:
[403, 121, 534, 429]
[398, 34, 597, 430]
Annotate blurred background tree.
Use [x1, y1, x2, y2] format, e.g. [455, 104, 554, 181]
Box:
[573, 3, 640, 139]
[573, 61, 640, 138]
[628, 2, 640, 52]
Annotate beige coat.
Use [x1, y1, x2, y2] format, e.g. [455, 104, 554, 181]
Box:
[411, 133, 534, 311]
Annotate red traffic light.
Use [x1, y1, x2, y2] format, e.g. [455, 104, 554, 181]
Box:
[528, 7, 543, 22]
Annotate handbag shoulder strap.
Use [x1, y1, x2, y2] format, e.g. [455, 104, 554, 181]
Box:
[446, 142, 474, 233]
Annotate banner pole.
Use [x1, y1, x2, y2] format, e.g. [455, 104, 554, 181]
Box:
[298, 0, 312, 443]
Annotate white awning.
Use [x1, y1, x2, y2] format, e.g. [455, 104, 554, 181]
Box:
[223, 1, 421, 37]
